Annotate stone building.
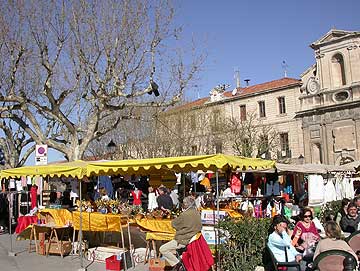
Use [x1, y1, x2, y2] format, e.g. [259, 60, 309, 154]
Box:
[136, 29, 360, 165]
[297, 29, 360, 165]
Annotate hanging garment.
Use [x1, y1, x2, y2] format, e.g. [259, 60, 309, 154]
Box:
[147, 192, 158, 210]
[335, 176, 342, 200]
[99, 175, 114, 198]
[324, 179, 336, 203]
[30, 185, 38, 209]
[200, 177, 211, 189]
[230, 174, 241, 194]
[344, 177, 355, 199]
[131, 190, 142, 206]
[308, 175, 325, 206]
[190, 172, 199, 183]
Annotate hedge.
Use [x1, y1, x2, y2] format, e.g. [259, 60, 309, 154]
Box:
[218, 217, 272, 271]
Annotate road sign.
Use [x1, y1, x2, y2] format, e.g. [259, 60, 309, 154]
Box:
[35, 144, 48, 165]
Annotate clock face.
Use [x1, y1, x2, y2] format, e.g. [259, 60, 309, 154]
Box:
[307, 77, 320, 94]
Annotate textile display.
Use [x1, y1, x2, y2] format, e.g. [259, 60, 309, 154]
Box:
[15, 215, 37, 234]
[72, 211, 128, 232]
[308, 175, 325, 205]
[324, 180, 336, 203]
[30, 185, 38, 209]
[230, 174, 241, 194]
[135, 218, 175, 234]
[145, 232, 174, 241]
[40, 208, 73, 226]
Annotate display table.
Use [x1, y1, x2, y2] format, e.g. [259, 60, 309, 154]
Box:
[28, 224, 72, 257]
[72, 211, 128, 232]
[135, 218, 175, 262]
[135, 218, 175, 234]
[15, 216, 37, 234]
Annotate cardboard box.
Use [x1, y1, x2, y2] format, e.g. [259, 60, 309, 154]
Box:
[149, 258, 165, 271]
[87, 247, 132, 269]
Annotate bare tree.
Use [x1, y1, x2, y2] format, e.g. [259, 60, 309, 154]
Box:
[0, 119, 34, 168]
[0, 0, 204, 162]
[225, 112, 280, 158]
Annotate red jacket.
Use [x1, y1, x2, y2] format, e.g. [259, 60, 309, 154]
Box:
[182, 235, 214, 271]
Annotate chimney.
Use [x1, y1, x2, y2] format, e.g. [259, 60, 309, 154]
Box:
[234, 69, 241, 88]
[244, 79, 250, 87]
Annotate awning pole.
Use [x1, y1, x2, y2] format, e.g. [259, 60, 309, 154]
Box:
[216, 170, 220, 270]
[79, 179, 83, 268]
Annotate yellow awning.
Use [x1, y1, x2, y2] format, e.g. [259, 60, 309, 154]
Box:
[1, 154, 275, 179]
[0, 160, 89, 179]
[86, 154, 275, 176]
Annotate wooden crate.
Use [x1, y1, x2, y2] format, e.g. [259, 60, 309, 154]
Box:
[46, 240, 72, 256]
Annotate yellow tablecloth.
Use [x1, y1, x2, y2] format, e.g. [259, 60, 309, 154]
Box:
[222, 209, 242, 218]
[145, 232, 174, 241]
[135, 218, 175, 234]
[40, 208, 73, 226]
[72, 211, 128, 232]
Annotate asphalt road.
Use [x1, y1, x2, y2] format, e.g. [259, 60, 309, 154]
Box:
[0, 228, 150, 271]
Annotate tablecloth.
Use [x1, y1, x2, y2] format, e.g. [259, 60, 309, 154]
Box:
[72, 211, 128, 232]
[15, 216, 37, 234]
[135, 218, 175, 234]
[40, 209, 73, 226]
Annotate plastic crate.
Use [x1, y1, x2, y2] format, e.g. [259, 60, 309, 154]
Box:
[105, 255, 122, 271]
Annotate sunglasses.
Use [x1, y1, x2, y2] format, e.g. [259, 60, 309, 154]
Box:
[304, 215, 312, 218]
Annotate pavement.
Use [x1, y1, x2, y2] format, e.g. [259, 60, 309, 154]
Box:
[0, 229, 151, 271]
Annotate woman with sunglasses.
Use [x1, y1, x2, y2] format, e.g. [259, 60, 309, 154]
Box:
[292, 208, 320, 253]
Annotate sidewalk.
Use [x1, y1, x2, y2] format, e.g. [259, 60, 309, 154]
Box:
[0, 233, 149, 271]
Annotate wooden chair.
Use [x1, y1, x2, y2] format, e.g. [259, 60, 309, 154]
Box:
[312, 249, 358, 271]
[345, 230, 360, 257]
[264, 244, 300, 271]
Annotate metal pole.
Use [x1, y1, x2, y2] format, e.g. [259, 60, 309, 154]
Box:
[215, 170, 220, 270]
[79, 179, 83, 268]
[8, 192, 16, 256]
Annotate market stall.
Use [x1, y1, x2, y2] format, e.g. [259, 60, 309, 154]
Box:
[1, 153, 276, 269]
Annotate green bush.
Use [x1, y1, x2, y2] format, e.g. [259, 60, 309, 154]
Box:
[218, 217, 272, 271]
[319, 200, 342, 223]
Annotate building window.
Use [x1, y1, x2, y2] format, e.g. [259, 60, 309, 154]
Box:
[215, 142, 222, 154]
[278, 96, 286, 114]
[240, 105, 246, 121]
[191, 145, 197, 155]
[258, 101, 266, 118]
[331, 53, 346, 87]
[280, 133, 290, 157]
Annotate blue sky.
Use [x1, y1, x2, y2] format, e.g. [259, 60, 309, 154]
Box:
[34, 0, 360, 164]
[176, 0, 360, 99]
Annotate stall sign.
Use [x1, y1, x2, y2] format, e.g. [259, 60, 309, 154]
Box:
[201, 226, 225, 245]
[201, 210, 227, 225]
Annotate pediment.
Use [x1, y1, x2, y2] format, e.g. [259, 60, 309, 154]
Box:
[311, 29, 359, 48]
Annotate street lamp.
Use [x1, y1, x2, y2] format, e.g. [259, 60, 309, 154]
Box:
[298, 154, 305, 165]
[107, 140, 117, 159]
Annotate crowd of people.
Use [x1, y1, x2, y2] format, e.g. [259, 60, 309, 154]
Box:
[268, 196, 360, 270]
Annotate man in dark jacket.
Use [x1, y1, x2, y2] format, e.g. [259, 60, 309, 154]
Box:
[159, 196, 202, 270]
[157, 186, 173, 211]
[340, 203, 360, 233]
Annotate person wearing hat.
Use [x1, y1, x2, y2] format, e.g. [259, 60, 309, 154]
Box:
[268, 215, 306, 271]
[159, 196, 202, 270]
